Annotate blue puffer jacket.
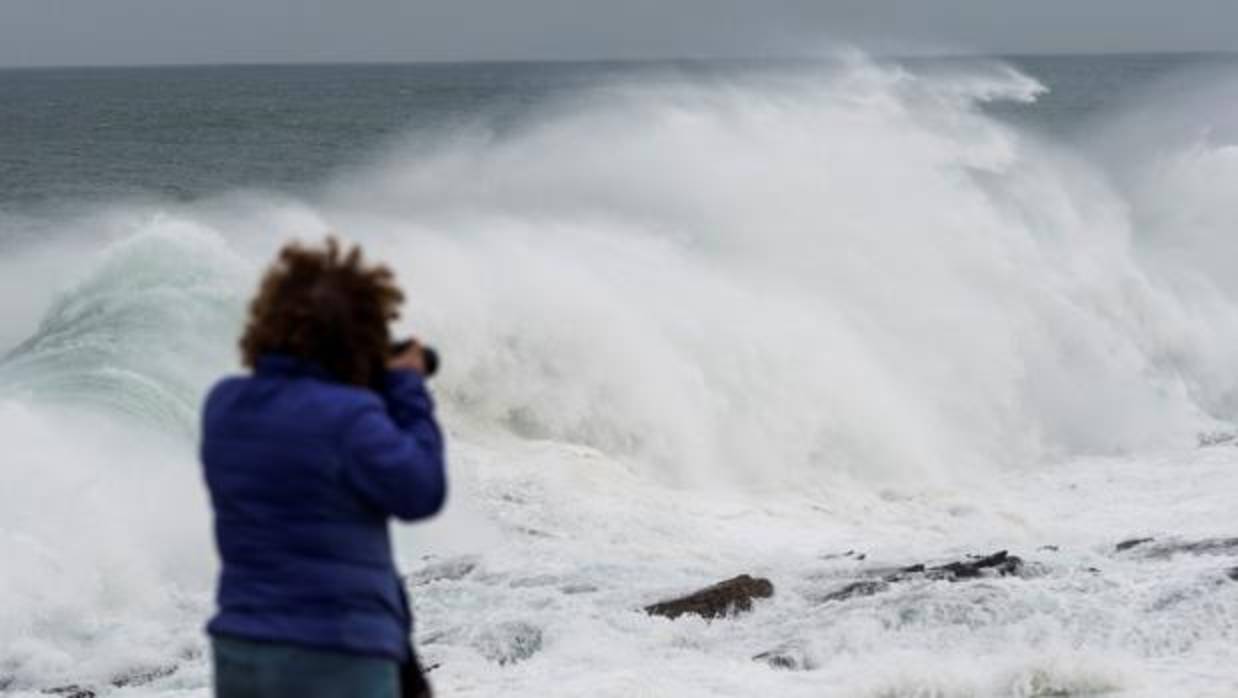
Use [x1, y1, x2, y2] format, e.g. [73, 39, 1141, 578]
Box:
[200, 353, 446, 661]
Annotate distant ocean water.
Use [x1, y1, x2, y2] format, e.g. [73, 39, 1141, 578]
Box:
[0, 54, 1231, 208]
[2, 53, 1238, 696]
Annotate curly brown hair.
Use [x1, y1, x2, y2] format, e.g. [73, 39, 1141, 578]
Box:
[240, 238, 404, 387]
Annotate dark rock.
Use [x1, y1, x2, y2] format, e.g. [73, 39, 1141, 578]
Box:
[815, 551, 1024, 606]
[925, 551, 1022, 580]
[1226, 567, 1238, 582]
[110, 665, 177, 688]
[814, 580, 890, 605]
[645, 575, 775, 620]
[753, 642, 817, 671]
[43, 687, 95, 698]
[755, 652, 800, 671]
[1160, 538, 1238, 557]
[1130, 537, 1238, 559]
[1116, 538, 1155, 553]
[881, 551, 1022, 583]
[820, 550, 867, 561]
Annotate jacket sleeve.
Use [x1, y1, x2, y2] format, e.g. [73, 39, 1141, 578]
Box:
[341, 370, 447, 521]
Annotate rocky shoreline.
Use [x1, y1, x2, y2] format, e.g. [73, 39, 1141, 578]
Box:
[27, 535, 1238, 695]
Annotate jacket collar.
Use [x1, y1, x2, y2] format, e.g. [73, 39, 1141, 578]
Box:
[254, 353, 332, 380]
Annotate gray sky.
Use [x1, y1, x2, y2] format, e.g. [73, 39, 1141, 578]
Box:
[2, 0, 1237, 67]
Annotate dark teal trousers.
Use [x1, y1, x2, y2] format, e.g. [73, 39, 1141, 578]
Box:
[212, 635, 399, 698]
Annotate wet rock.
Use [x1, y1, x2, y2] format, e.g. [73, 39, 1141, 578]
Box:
[1115, 538, 1155, 553]
[407, 556, 479, 586]
[753, 641, 817, 671]
[924, 551, 1023, 580]
[820, 550, 867, 561]
[884, 551, 1024, 583]
[1226, 567, 1238, 582]
[43, 687, 95, 698]
[110, 664, 177, 688]
[645, 575, 775, 620]
[815, 551, 1024, 606]
[473, 621, 543, 666]
[1127, 537, 1238, 559]
[813, 580, 890, 604]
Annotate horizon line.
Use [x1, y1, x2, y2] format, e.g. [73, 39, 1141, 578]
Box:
[2, 49, 1236, 72]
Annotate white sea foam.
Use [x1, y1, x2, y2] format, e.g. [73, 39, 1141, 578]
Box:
[1, 56, 1237, 695]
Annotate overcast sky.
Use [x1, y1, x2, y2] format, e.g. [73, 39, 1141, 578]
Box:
[2, 0, 1237, 67]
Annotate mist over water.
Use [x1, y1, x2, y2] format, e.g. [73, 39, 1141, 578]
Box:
[1, 55, 1237, 695]
[324, 57, 1237, 480]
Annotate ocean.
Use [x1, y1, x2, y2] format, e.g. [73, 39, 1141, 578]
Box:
[1, 53, 1237, 696]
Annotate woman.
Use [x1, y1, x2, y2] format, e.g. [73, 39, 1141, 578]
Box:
[201, 239, 445, 698]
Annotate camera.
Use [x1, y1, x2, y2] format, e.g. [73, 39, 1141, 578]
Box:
[390, 338, 440, 378]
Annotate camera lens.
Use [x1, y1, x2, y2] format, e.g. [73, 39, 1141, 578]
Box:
[422, 346, 440, 377]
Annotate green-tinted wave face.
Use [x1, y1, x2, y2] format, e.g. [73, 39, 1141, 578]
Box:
[0, 228, 249, 436]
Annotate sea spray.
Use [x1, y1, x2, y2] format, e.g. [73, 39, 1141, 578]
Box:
[1, 56, 1237, 695]
[326, 58, 1233, 483]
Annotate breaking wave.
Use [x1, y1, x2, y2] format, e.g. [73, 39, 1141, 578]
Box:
[3, 55, 1238, 692]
